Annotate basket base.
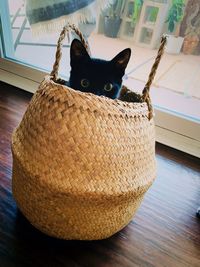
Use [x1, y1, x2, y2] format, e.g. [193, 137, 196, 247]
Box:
[12, 158, 146, 240]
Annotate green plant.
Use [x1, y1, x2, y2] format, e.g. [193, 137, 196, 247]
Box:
[148, 7, 159, 22]
[166, 0, 185, 33]
[131, 0, 143, 24]
[106, 0, 125, 18]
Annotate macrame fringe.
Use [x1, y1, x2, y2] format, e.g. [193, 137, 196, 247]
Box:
[30, 0, 114, 38]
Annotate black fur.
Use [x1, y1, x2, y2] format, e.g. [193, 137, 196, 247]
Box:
[69, 39, 131, 99]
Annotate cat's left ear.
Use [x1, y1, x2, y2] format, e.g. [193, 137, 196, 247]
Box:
[70, 39, 90, 67]
[111, 48, 131, 71]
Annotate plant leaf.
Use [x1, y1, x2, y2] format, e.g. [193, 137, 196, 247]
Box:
[169, 21, 175, 32]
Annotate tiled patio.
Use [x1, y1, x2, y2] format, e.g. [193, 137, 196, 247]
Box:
[8, 0, 200, 120]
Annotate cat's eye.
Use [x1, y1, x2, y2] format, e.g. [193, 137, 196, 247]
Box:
[104, 83, 113, 92]
[81, 79, 90, 88]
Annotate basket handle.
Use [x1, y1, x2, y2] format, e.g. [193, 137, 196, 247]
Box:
[50, 23, 90, 81]
[142, 36, 167, 120]
[51, 24, 166, 120]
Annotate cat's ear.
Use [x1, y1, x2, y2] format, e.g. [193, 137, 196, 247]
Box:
[111, 48, 131, 72]
[70, 39, 90, 66]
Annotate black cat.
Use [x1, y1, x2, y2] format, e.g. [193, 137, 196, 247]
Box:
[69, 39, 131, 99]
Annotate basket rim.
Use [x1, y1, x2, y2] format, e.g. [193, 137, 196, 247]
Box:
[38, 75, 150, 119]
[48, 75, 144, 104]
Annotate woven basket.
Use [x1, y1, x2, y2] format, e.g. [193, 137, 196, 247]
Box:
[11, 24, 166, 240]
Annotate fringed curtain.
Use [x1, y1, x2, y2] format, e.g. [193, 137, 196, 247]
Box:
[25, 0, 113, 35]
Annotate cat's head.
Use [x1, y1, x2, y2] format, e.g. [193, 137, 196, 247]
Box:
[69, 39, 131, 99]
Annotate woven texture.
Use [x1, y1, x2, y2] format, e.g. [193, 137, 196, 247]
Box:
[11, 24, 166, 240]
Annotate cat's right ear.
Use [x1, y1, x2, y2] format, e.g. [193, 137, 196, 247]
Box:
[70, 39, 90, 67]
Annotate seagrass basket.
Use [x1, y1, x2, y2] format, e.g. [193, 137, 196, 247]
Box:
[11, 24, 167, 240]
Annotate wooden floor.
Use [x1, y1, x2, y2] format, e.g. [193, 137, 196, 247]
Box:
[0, 81, 200, 267]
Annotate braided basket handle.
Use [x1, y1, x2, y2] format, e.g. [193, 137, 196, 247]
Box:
[142, 36, 167, 120]
[50, 23, 90, 81]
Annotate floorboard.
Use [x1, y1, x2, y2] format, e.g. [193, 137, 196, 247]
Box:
[0, 81, 200, 267]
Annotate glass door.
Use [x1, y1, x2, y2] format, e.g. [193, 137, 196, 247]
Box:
[0, 0, 68, 76]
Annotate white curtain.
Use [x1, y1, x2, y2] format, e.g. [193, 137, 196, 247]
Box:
[25, 0, 114, 35]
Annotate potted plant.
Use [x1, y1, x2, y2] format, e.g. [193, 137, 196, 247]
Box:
[182, 2, 200, 54]
[165, 0, 185, 54]
[104, 0, 125, 38]
[131, 0, 143, 25]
